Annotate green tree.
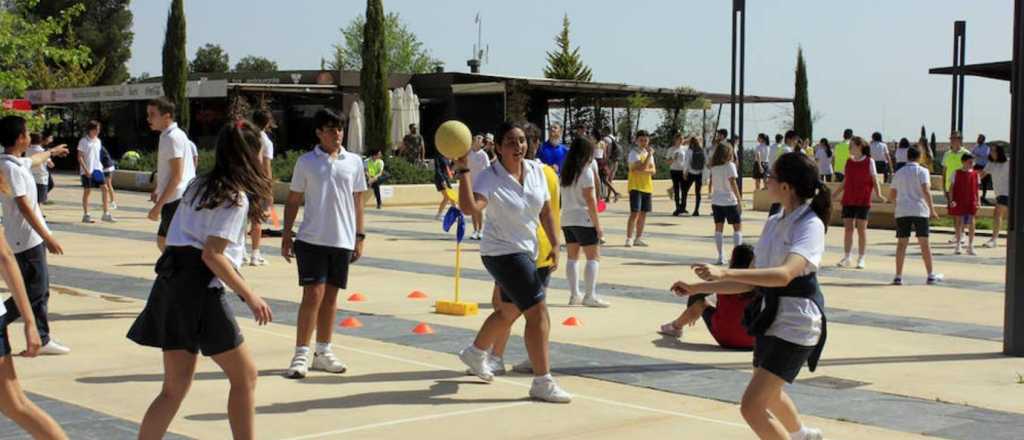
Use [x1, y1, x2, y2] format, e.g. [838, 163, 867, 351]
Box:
[360, 0, 390, 154]
[652, 86, 707, 146]
[0, 0, 92, 97]
[543, 14, 592, 81]
[331, 11, 439, 74]
[162, 0, 189, 130]
[793, 47, 812, 140]
[190, 43, 229, 73]
[234, 55, 278, 73]
[21, 0, 133, 85]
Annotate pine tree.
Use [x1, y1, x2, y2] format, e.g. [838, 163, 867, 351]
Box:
[543, 14, 592, 81]
[162, 0, 188, 130]
[920, 125, 927, 141]
[793, 47, 812, 140]
[361, 0, 390, 154]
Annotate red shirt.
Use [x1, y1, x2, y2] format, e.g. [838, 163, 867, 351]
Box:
[841, 157, 874, 207]
[710, 294, 755, 349]
[949, 169, 979, 216]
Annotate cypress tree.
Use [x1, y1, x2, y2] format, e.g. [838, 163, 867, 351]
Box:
[793, 47, 812, 140]
[162, 0, 188, 130]
[361, 0, 390, 154]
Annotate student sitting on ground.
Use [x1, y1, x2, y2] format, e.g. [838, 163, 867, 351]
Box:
[659, 244, 756, 349]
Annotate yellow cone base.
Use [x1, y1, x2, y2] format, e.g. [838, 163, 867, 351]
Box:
[435, 300, 479, 316]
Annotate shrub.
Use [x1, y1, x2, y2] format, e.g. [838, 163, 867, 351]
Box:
[384, 155, 434, 184]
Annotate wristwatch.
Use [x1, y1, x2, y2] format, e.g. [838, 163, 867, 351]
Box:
[356, 233, 367, 241]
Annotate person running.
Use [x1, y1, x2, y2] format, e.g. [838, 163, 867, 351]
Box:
[365, 150, 387, 210]
[453, 121, 570, 403]
[894, 137, 912, 173]
[673, 152, 829, 440]
[77, 120, 115, 223]
[833, 129, 853, 182]
[537, 122, 568, 173]
[681, 137, 705, 217]
[948, 154, 979, 255]
[467, 134, 491, 240]
[831, 136, 887, 269]
[813, 138, 833, 182]
[147, 97, 197, 251]
[709, 143, 743, 265]
[128, 120, 274, 440]
[980, 144, 1009, 248]
[282, 109, 365, 379]
[247, 110, 276, 266]
[0, 115, 71, 356]
[972, 134, 992, 205]
[666, 131, 689, 216]
[753, 134, 770, 191]
[100, 145, 118, 211]
[890, 147, 942, 286]
[659, 243, 756, 350]
[433, 154, 456, 220]
[26, 134, 54, 215]
[869, 132, 893, 183]
[625, 130, 655, 247]
[561, 136, 608, 307]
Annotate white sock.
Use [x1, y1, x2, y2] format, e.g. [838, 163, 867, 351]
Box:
[583, 260, 599, 297]
[533, 373, 554, 384]
[251, 248, 261, 257]
[733, 231, 743, 246]
[314, 342, 331, 354]
[714, 232, 724, 259]
[566, 260, 580, 297]
[790, 426, 809, 440]
[295, 345, 310, 356]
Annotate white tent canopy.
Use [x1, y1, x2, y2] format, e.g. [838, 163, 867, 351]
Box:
[348, 86, 420, 155]
[346, 100, 364, 155]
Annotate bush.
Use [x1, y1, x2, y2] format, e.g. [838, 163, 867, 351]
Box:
[272, 149, 304, 182]
[117, 148, 216, 175]
[384, 155, 434, 184]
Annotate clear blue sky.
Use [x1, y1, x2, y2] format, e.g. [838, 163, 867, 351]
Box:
[129, 0, 1015, 141]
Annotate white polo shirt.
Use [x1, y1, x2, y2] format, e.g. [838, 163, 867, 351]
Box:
[869, 141, 889, 162]
[893, 162, 932, 218]
[467, 148, 491, 180]
[560, 161, 597, 227]
[77, 136, 103, 174]
[474, 159, 549, 257]
[709, 163, 739, 206]
[755, 203, 825, 347]
[26, 144, 49, 185]
[166, 183, 248, 287]
[259, 131, 274, 160]
[156, 123, 196, 202]
[0, 155, 46, 254]
[290, 146, 368, 250]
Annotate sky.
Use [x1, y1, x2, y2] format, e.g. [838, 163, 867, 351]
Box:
[128, 0, 1016, 141]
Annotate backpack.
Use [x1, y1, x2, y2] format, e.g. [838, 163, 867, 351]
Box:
[690, 148, 706, 170]
[99, 146, 114, 169]
[605, 136, 621, 161]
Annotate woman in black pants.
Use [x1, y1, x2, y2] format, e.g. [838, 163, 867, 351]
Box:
[666, 132, 688, 216]
[681, 137, 704, 216]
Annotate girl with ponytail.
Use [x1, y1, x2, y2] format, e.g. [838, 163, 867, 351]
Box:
[670, 152, 829, 440]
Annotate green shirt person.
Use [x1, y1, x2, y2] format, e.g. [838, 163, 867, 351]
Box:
[367, 157, 384, 180]
[834, 129, 853, 176]
[942, 132, 967, 192]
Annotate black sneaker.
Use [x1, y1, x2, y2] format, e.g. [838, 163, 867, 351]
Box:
[691, 211, 700, 217]
[892, 277, 903, 286]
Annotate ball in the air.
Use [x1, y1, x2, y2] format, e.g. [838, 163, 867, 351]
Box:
[435, 120, 472, 160]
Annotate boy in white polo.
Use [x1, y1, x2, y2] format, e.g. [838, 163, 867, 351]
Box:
[77, 120, 115, 223]
[0, 115, 71, 355]
[146, 97, 196, 251]
[282, 109, 367, 378]
[890, 147, 942, 286]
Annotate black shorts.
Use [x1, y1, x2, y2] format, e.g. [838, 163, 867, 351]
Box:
[536, 266, 552, 288]
[127, 247, 243, 356]
[896, 216, 930, 238]
[157, 199, 182, 238]
[103, 171, 112, 179]
[997, 195, 1009, 206]
[563, 226, 599, 246]
[711, 204, 741, 225]
[434, 177, 451, 192]
[841, 205, 870, 220]
[35, 184, 48, 203]
[0, 322, 9, 357]
[628, 190, 652, 213]
[752, 162, 768, 179]
[80, 175, 103, 188]
[752, 335, 815, 383]
[894, 162, 907, 172]
[482, 253, 545, 312]
[875, 161, 890, 175]
[294, 240, 353, 288]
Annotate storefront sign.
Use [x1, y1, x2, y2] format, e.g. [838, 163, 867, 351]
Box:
[25, 80, 228, 105]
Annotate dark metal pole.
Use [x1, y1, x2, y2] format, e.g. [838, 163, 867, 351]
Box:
[951, 22, 960, 135]
[957, 21, 967, 133]
[702, 107, 707, 146]
[730, 0, 738, 144]
[737, 0, 746, 193]
[1005, 0, 1024, 356]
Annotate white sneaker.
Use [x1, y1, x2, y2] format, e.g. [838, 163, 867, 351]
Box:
[966, 246, 977, 256]
[39, 340, 71, 355]
[82, 214, 95, 223]
[110, 202, 118, 210]
[487, 355, 506, 376]
[512, 359, 534, 374]
[242, 254, 251, 265]
[856, 256, 866, 269]
[101, 213, 117, 223]
[624, 238, 634, 248]
[658, 322, 683, 338]
[801, 427, 824, 440]
[582, 295, 610, 308]
[714, 256, 726, 266]
[954, 245, 963, 255]
[568, 294, 583, 306]
[312, 351, 348, 373]
[927, 273, 944, 285]
[250, 254, 267, 266]
[285, 351, 310, 379]
[836, 256, 850, 267]
[984, 239, 998, 248]
[529, 378, 572, 403]
[459, 346, 494, 382]
[633, 238, 649, 247]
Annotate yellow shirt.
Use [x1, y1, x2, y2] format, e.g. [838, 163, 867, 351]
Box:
[627, 148, 655, 193]
[536, 163, 560, 269]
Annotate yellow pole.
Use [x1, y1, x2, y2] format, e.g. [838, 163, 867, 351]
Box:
[454, 240, 461, 303]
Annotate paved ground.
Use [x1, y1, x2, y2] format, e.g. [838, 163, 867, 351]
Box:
[2, 173, 1022, 439]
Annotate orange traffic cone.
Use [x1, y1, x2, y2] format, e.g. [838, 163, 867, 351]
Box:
[562, 316, 582, 327]
[269, 205, 281, 229]
[412, 322, 434, 335]
[347, 293, 367, 302]
[407, 290, 428, 300]
[339, 316, 363, 328]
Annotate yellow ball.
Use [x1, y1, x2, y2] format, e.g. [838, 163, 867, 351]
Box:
[435, 120, 472, 160]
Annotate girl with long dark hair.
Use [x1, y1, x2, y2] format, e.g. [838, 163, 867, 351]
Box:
[128, 121, 274, 439]
[831, 136, 886, 269]
[560, 136, 608, 307]
[672, 152, 830, 440]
